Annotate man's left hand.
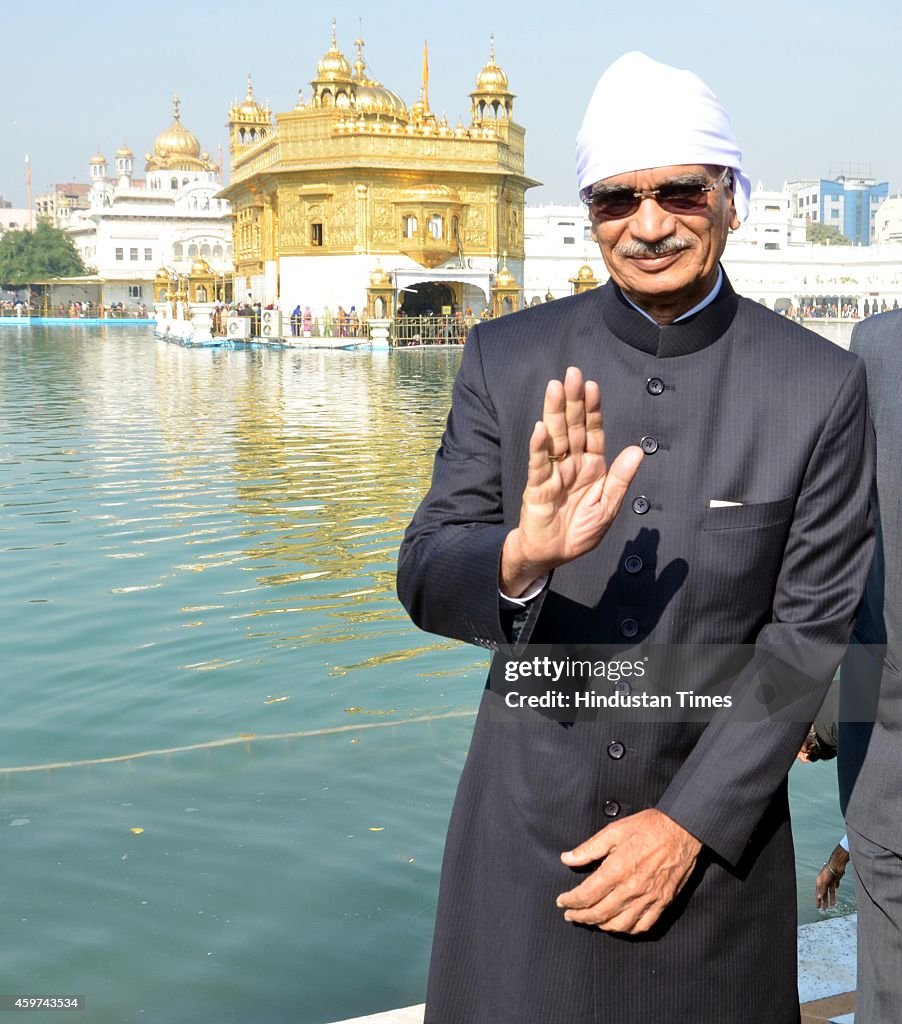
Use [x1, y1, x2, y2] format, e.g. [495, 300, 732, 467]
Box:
[556, 809, 702, 934]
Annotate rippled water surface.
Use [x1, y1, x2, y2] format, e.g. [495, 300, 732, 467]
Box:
[0, 325, 850, 1024]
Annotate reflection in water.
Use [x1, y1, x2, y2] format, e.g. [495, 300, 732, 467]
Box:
[1, 326, 480, 1022]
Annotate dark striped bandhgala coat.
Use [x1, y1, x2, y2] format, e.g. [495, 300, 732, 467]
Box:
[397, 276, 875, 1024]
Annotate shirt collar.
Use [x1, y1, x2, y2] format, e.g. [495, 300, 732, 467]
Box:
[621, 266, 724, 324]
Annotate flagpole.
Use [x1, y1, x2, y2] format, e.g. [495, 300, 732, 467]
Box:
[422, 41, 429, 112]
[25, 155, 33, 230]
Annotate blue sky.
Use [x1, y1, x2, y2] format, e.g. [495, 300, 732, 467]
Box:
[4, 0, 902, 208]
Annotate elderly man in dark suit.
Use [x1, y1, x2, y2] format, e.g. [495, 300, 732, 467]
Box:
[839, 310, 902, 1024]
[398, 52, 875, 1024]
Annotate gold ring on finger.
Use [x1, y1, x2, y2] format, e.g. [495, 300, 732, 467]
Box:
[548, 450, 570, 462]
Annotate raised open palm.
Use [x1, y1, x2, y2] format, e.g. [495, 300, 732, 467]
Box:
[501, 366, 644, 596]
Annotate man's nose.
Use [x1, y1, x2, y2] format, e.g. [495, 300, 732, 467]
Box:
[627, 195, 678, 241]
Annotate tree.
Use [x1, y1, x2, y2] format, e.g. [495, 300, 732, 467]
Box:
[806, 222, 851, 246]
[0, 219, 86, 287]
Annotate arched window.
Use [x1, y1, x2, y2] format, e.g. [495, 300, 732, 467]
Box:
[212, 245, 223, 259]
[427, 214, 443, 240]
[173, 243, 183, 259]
[170, 177, 178, 189]
[200, 244, 211, 258]
[188, 244, 198, 258]
[195, 285, 207, 302]
[403, 214, 418, 239]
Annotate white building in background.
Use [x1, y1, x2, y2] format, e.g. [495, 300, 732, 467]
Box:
[731, 181, 807, 250]
[874, 195, 902, 244]
[523, 205, 596, 300]
[524, 182, 902, 314]
[65, 97, 232, 308]
[786, 173, 889, 246]
[34, 183, 91, 227]
[0, 207, 33, 235]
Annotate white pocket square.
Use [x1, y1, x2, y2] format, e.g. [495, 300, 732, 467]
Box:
[709, 499, 743, 508]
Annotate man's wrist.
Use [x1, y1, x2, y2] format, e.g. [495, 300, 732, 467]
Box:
[500, 529, 553, 598]
[500, 574, 548, 606]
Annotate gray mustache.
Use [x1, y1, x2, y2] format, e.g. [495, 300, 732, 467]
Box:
[613, 237, 695, 258]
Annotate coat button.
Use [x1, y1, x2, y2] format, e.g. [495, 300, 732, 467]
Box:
[640, 435, 659, 454]
[624, 555, 643, 574]
[603, 800, 622, 818]
[607, 741, 625, 759]
[632, 496, 650, 515]
[620, 618, 639, 638]
[646, 377, 664, 396]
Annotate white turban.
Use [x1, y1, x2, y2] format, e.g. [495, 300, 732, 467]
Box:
[575, 52, 751, 223]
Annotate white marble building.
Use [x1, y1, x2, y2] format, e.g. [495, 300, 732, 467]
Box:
[874, 194, 902, 244]
[65, 97, 232, 309]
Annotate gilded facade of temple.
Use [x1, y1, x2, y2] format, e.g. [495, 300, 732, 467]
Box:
[218, 25, 539, 315]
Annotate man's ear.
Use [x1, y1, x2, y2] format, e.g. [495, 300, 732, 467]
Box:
[725, 174, 741, 231]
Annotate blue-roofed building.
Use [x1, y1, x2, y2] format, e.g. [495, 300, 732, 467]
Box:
[789, 175, 889, 245]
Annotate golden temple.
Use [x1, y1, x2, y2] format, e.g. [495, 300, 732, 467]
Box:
[219, 23, 539, 317]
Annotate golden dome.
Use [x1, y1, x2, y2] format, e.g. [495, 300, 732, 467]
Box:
[116, 144, 133, 158]
[147, 94, 216, 172]
[190, 257, 213, 276]
[316, 20, 353, 81]
[474, 35, 510, 93]
[348, 35, 408, 121]
[153, 96, 201, 160]
[369, 265, 390, 287]
[90, 151, 107, 165]
[355, 81, 408, 120]
[578, 263, 596, 281]
[495, 266, 515, 287]
[236, 75, 265, 118]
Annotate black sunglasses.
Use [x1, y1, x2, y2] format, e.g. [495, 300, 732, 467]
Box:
[580, 167, 731, 220]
